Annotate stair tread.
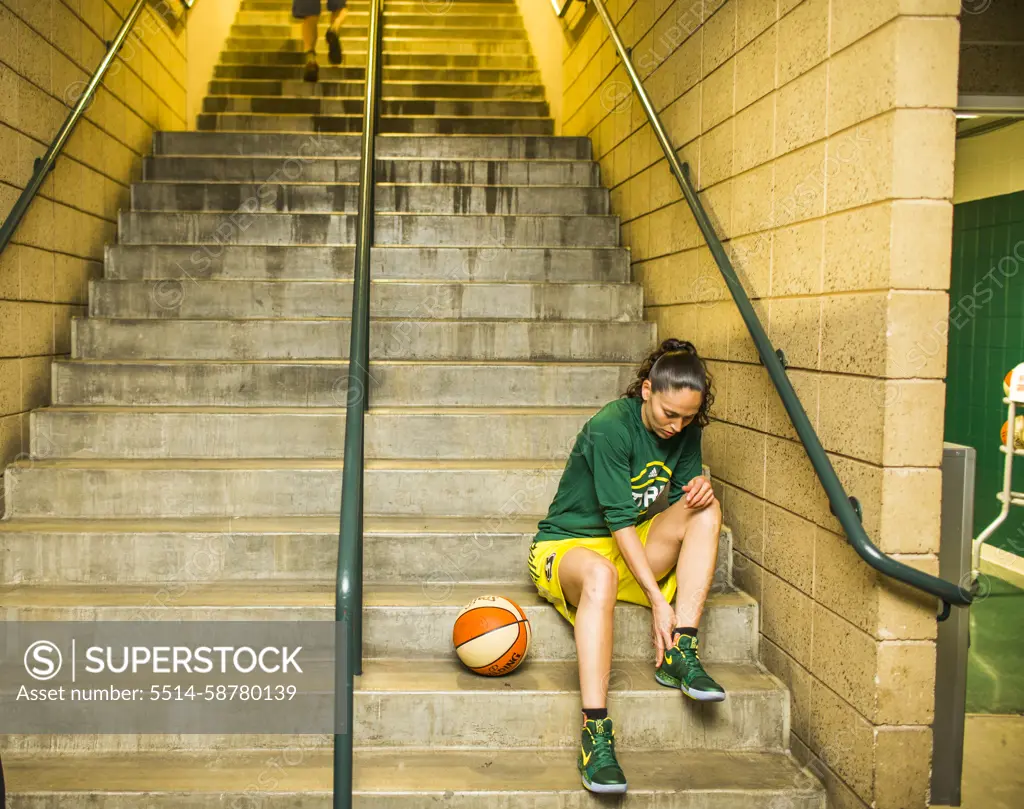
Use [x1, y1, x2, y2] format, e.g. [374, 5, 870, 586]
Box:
[355, 658, 777, 694]
[0, 657, 775, 694]
[123, 210, 614, 218]
[0, 581, 750, 610]
[80, 316, 636, 324]
[147, 156, 585, 163]
[204, 94, 542, 101]
[8, 457, 567, 470]
[95, 278, 629, 285]
[1, 747, 821, 794]
[35, 405, 603, 414]
[134, 181, 594, 189]
[56, 358, 635, 365]
[0, 515, 542, 533]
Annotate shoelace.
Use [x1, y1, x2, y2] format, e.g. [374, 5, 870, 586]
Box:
[587, 723, 619, 772]
[675, 642, 706, 678]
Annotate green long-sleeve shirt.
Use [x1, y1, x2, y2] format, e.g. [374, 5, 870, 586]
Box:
[534, 395, 703, 542]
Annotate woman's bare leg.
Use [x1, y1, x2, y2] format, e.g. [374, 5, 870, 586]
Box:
[301, 15, 318, 52]
[642, 499, 722, 626]
[329, 7, 348, 31]
[557, 546, 618, 711]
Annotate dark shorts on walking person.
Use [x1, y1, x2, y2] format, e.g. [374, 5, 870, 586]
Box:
[292, 0, 346, 19]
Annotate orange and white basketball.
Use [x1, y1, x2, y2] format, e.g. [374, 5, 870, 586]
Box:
[1000, 416, 1024, 449]
[452, 595, 531, 676]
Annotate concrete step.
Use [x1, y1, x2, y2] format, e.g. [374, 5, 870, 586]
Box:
[116, 212, 619, 247]
[207, 79, 545, 99]
[0, 748, 825, 808]
[27, 405, 604, 459]
[234, 12, 525, 27]
[242, 0, 520, 6]
[375, 52, 536, 68]
[0, 516, 729, 587]
[0, 458, 566, 518]
[52, 359, 638, 407]
[103, 244, 628, 282]
[195, 113, 556, 136]
[232, 22, 526, 37]
[218, 50, 369, 68]
[381, 25, 522, 39]
[88, 280, 638, 319]
[225, 36, 532, 53]
[0, 659, 783, 753]
[142, 156, 599, 186]
[194, 113, 367, 134]
[230, 23, 368, 38]
[142, 154, 362, 182]
[0, 515, 543, 584]
[71, 318, 652, 360]
[0, 581, 758, 663]
[215, 60, 536, 78]
[129, 182, 608, 215]
[210, 79, 369, 98]
[216, 54, 535, 71]
[225, 35, 368, 53]
[384, 82, 547, 101]
[152, 132, 591, 160]
[201, 96, 549, 119]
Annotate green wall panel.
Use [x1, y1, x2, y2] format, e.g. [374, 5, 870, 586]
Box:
[945, 190, 1024, 557]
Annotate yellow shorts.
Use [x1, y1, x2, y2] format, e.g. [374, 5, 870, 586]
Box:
[527, 513, 676, 626]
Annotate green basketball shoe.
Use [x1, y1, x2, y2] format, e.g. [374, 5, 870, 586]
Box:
[578, 717, 627, 794]
[655, 633, 726, 701]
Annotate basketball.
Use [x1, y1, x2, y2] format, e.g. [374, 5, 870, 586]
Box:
[1005, 370, 1013, 397]
[1000, 416, 1024, 449]
[453, 595, 531, 676]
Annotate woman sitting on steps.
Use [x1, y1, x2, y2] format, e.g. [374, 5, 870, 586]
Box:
[528, 337, 725, 794]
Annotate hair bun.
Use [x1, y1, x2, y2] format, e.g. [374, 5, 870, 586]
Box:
[661, 338, 695, 353]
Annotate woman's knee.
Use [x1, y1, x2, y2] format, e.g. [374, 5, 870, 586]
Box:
[663, 497, 722, 539]
[698, 498, 723, 529]
[581, 557, 619, 603]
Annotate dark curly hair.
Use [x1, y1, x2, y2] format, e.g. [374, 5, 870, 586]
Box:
[623, 338, 714, 427]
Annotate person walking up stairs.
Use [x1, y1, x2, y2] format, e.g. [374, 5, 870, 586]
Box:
[292, 0, 349, 83]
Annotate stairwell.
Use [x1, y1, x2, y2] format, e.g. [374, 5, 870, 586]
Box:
[0, 0, 825, 805]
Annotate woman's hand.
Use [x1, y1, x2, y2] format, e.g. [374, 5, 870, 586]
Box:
[650, 595, 676, 668]
[682, 476, 716, 509]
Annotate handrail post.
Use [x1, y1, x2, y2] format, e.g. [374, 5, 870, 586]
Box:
[584, 0, 970, 609]
[334, 0, 382, 806]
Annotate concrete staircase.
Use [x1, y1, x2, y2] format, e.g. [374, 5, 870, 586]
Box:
[0, 0, 824, 805]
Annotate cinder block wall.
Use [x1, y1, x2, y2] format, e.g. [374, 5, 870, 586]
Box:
[0, 0, 187, 493]
[560, 1, 961, 807]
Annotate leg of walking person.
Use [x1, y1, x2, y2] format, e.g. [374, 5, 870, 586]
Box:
[293, 0, 322, 82]
[325, 0, 348, 65]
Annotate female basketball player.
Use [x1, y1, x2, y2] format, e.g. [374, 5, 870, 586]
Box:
[528, 337, 724, 794]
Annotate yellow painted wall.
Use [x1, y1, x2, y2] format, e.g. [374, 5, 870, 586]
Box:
[187, 0, 243, 128]
[954, 121, 1024, 204]
[515, 0, 569, 133]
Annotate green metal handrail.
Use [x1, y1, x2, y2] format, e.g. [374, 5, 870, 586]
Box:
[0, 0, 191, 257]
[584, 0, 971, 612]
[335, 0, 383, 804]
